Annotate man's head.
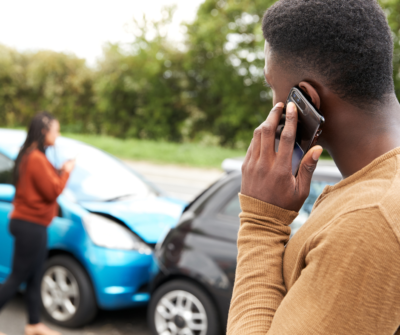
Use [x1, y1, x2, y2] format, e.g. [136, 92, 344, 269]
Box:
[262, 0, 394, 110]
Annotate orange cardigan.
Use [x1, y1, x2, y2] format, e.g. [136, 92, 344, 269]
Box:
[11, 149, 70, 226]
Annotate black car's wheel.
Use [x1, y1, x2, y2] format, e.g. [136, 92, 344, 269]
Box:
[148, 279, 221, 335]
[40, 255, 97, 328]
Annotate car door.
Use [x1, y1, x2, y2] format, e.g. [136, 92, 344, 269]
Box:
[191, 175, 241, 324]
[0, 153, 15, 283]
[205, 184, 242, 284]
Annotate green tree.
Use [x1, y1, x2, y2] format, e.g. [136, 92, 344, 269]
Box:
[380, 0, 400, 98]
[0, 45, 95, 132]
[182, 0, 276, 148]
[25, 51, 96, 132]
[0, 45, 27, 126]
[94, 7, 189, 141]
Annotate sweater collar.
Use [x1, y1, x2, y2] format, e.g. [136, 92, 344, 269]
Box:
[322, 147, 400, 194]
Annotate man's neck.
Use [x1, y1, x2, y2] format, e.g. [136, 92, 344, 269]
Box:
[327, 95, 400, 178]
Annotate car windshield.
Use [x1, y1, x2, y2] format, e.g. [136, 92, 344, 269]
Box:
[46, 139, 157, 202]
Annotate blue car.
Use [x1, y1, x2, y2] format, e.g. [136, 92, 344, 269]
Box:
[0, 129, 186, 327]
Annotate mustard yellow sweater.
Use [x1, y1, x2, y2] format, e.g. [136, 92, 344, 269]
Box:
[227, 148, 400, 334]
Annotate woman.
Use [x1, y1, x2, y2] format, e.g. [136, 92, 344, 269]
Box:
[0, 112, 75, 335]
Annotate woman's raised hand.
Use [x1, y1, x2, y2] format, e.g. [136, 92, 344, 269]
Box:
[61, 159, 76, 174]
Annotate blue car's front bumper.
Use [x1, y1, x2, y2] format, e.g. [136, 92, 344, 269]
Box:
[48, 210, 154, 311]
[83, 245, 153, 309]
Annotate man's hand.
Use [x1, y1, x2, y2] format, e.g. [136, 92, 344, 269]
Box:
[241, 102, 323, 212]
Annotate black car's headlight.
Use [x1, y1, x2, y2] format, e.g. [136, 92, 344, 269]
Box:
[83, 213, 152, 254]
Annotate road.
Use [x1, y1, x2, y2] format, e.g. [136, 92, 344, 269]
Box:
[126, 161, 224, 202]
[0, 161, 223, 335]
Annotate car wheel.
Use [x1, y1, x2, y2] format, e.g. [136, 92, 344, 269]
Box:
[40, 255, 97, 327]
[148, 279, 220, 335]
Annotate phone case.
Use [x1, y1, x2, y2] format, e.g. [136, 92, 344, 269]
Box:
[276, 86, 325, 175]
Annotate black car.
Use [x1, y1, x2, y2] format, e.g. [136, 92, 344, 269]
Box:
[148, 159, 341, 335]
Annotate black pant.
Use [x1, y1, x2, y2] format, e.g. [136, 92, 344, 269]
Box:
[0, 219, 47, 325]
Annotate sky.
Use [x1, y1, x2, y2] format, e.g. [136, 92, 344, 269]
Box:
[0, 0, 205, 65]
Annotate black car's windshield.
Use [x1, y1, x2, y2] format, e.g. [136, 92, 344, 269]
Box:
[46, 138, 157, 202]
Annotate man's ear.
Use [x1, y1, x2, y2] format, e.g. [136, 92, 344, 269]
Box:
[299, 82, 321, 109]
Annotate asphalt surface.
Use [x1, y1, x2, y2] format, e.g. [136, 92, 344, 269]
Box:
[0, 161, 223, 335]
[0, 294, 151, 335]
[127, 161, 223, 202]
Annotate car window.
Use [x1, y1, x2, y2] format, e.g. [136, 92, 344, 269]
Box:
[0, 153, 14, 184]
[189, 173, 240, 216]
[221, 195, 241, 217]
[218, 180, 335, 235]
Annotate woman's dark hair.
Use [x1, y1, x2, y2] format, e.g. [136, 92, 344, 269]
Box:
[13, 111, 56, 185]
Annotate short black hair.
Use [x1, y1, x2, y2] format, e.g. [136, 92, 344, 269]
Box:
[262, 0, 394, 107]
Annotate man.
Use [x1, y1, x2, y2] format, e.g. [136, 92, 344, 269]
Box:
[227, 0, 400, 334]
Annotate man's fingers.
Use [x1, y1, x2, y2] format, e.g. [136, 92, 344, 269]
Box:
[277, 102, 298, 166]
[260, 102, 284, 158]
[251, 102, 284, 160]
[251, 125, 262, 160]
[297, 145, 323, 197]
[242, 139, 253, 168]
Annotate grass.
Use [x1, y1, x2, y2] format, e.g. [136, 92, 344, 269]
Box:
[63, 133, 247, 169]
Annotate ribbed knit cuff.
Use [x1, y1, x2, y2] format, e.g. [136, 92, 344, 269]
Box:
[239, 193, 298, 226]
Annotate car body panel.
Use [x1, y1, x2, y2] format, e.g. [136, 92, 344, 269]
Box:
[80, 197, 186, 244]
[157, 227, 237, 327]
[0, 200, 14, 282]
[153, 173, 241, 325]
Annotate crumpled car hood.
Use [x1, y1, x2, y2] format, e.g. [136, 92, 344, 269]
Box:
[80, 196, 186, 244]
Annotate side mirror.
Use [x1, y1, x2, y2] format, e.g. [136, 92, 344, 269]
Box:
[0, 184, 15, 202]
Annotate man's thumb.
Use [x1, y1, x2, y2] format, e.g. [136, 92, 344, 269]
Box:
[298, 146, 323, 184]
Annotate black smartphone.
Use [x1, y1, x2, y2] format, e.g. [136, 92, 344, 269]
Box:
[275, 86, 325, 176]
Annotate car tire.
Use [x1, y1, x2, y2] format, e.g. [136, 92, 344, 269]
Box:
[148, 279, 221, 335]
[40, 255, 97, 328]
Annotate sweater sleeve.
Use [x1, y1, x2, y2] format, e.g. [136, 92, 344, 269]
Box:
[228, 197, 400, 334]
[29, 152, 70, 203]
[227, 193, 298, 334]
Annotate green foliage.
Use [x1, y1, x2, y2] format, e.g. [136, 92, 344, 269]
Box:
[183, 0, 276, 147]
[0, 46, 95, 132]
[380, 0, 400, 97]
[94, 7, 189, 141]
[1, 0, 400, 150]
